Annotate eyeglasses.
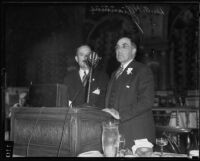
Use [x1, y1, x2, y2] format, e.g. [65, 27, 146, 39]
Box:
[115, 43, 131, 50]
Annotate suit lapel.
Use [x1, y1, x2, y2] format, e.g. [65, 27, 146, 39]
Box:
[115, 61, 135, 108]
[105, 72, 116, 108]
[73, 70, 84, 90]
[106, 61, 136, 109]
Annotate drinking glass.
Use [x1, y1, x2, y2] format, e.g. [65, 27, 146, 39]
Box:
[102, 121, 119, 157]
[156, 137, 168, 157]
[119, 134, 126, 150]
[118, 134, 126, 157]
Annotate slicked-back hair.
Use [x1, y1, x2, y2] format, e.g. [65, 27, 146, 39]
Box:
[116, 33, 139, 49]
[76, 44, 91, 56]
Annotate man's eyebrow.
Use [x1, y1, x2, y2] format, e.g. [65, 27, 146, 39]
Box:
[117, 43, 129, 46]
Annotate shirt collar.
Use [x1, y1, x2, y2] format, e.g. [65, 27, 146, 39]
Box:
[79, 68, 89, 75]
[121, 59, 133, 70]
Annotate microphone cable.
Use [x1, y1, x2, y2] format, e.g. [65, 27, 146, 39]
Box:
[26, 107, 45, 157]
[57, 106, 70, 157]
[56, 83, 87, 156]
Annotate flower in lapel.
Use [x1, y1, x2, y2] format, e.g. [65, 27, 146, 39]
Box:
[126, 67, 133, 75]
[92, 88, 100, 95]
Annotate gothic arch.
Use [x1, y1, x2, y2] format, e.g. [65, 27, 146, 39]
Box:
[86, 14, 140, 76]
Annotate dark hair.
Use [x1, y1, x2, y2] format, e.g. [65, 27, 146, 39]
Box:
[76, 44, 91, 55]
[116, 33, 140, 49]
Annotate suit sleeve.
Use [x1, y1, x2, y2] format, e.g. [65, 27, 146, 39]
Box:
[119, 67, 155, 122]
[63, 75, 73, 101]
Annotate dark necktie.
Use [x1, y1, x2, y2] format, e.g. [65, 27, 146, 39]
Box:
[115, 66, 124, 79]
[82, 71, 88, 87]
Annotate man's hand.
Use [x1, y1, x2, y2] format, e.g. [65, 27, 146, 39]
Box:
[102, 108, 120, 120]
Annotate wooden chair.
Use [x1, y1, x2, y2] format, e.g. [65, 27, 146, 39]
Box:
[155, 125, 192, 154]
[153, 107, 199, 154]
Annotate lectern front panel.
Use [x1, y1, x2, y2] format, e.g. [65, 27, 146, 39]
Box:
[10, 107, 112, 157]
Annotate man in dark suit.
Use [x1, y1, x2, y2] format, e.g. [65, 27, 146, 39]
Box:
[105, 36, 156, 148]
[63, 45, 109, 109]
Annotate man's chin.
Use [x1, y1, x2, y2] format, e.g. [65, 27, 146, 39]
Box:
[117, 59, 124, 63]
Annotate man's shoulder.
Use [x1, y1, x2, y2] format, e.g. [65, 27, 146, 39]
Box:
[63, 68, 79, 83]
[134, 61, 151, 70]
[13, 103, 20, 108]
[134, 60, 146, 67]
[65, 69, 79, 77]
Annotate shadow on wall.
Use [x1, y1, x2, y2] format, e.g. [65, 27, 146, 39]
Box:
[86, 15, 140, 77]
[25, 32, 81, 84]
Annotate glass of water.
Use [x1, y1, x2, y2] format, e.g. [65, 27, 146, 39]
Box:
[102, 121, 119, 157]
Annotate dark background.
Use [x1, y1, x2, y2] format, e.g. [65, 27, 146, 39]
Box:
[2, 2, 199, 91]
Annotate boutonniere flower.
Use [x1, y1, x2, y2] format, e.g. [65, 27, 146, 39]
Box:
[92, 88, 100, 95]
[126, 68, 133, 75]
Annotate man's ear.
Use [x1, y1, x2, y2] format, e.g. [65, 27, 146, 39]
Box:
[75, 56, 78, 63]
[132, 48, 137, 58]
[132, 47, 136, 54]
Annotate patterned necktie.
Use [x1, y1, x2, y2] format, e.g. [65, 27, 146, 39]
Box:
[115, 66, 124, 79]
[82, 71, 88, 87]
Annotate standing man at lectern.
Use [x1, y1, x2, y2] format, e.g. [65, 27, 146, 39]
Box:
[105, 36, 156, 148]
[63, 45, 109, 109]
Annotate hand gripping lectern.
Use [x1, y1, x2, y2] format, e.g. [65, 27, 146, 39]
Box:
[10, 106, 112, 157]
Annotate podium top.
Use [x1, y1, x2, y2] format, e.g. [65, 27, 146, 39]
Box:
[11, 106, 112, 120]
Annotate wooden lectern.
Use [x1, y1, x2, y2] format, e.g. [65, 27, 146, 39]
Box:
[10, 106, 112, 157]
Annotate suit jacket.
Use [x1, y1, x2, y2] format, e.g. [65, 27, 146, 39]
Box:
[105, 60, 156, 148]
[63, 68, 109, 109]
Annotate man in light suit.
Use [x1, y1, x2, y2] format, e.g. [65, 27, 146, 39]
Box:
[105, 36, 156, 148]
[63, 45, 109, 109]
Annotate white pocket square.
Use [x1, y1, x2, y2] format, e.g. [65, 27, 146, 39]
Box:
[92, 88, 100, 95]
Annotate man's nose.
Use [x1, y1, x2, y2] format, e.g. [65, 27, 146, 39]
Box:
[84, 55, 89, 60]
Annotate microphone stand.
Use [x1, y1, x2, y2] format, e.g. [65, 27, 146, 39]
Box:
[86, 62, 93, 104]
[86, 52, 101, 104]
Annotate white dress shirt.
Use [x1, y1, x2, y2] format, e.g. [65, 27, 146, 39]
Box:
[79, 68, 89, 81]
[122, 59, 134, 71]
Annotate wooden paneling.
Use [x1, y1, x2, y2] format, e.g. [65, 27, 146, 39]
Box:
[10, 107, 112, 157]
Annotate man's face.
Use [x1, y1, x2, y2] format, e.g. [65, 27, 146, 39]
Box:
[19, 98, 26, 106]
[75, 45, 91, 69]
[19, 93, 27, 106]
[115, 37, 136, 64]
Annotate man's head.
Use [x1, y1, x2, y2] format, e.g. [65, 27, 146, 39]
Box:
[75, 45, 92, 70]
[19, 92, 27, 106]
[115, 37, 137, 65]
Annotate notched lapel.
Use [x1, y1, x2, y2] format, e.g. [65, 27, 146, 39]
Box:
[120, 61, 136, 90]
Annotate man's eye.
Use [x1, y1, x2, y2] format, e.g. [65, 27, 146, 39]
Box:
[115, 44, 129, 49]
[122, 44, 130, 48]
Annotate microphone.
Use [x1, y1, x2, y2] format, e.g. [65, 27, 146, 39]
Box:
[84, 51, 102, 68]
